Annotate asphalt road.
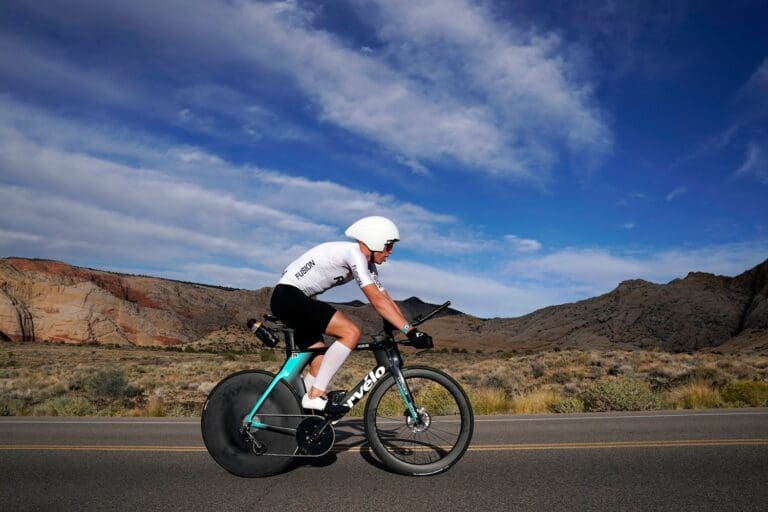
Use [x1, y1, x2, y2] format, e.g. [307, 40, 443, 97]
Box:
[1, 409, 766, 511]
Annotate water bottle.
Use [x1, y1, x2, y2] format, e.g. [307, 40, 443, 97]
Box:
[246, 318, 279, 347]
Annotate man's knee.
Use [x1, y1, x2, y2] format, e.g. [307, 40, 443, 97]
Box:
[338, 322, 360, 345]
[327, 313, 361, 346]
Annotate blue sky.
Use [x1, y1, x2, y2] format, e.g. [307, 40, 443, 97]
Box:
[0, 0, 766, 318]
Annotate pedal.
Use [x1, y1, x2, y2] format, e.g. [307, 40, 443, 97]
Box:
[326, 390, 347, 405]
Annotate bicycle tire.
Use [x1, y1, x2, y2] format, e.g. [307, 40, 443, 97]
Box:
[364, 366, 473, 476]
[201, 370, 301, 477]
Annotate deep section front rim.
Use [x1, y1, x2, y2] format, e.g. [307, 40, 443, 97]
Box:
[364, 366, 473, 476]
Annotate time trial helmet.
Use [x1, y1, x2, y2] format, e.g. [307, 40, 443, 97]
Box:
[345, 216, 400, 252]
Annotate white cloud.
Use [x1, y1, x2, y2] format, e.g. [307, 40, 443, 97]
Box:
[505, 243, 768, 299]
[0, 96, 488, 281]
[5, 0, 610, 180]
[379, 261, 563, 318]
[666, 186, 688, 201]
[735, 140, 768, 184]
[505, 235, 542, 253]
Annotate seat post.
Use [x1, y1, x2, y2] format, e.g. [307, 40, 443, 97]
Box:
[281, 327, 297, 359]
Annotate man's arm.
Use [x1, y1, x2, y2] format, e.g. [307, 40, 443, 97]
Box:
[360, 284, 411, 333]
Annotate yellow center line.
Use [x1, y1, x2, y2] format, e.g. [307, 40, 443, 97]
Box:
[465, 439, 768, 452]
[1, 439, 767, 453]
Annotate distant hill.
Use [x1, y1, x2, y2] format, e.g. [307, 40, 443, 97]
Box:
[426, 258, 768, 353]
[1, 256, 766, 353]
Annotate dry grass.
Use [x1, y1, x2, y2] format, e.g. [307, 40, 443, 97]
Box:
[510, 388, 561, 414]
[664, 382, 724, 410]
[1, 341, 767, 416]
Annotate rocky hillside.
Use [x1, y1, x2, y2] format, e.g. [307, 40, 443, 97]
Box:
[428, 258, 768, 353]
[1, 256, 767, 352]
[0, 257, 446, 347]
[0, 258, 270, 346]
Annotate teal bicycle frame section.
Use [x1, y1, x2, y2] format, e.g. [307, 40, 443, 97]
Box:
[245, 351, 314, 428]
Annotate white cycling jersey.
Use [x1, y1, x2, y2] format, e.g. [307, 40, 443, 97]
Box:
[277, 241, 384, 297]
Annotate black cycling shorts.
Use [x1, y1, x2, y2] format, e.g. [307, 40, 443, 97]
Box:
[270, 284, 337, 350]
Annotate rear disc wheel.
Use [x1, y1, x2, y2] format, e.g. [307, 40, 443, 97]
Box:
[201, 370, 301, 477]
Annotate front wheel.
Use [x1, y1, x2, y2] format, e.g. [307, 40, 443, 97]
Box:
[364, 366, 473, 476]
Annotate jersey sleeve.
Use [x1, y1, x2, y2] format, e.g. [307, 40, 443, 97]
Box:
[348, 246, 385, 291]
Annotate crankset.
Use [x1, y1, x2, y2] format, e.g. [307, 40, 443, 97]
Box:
[296, 416, 335, 456]
[238, 413, 335, 458]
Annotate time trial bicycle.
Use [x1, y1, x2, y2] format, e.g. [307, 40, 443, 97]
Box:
[201, 301, 473, 477]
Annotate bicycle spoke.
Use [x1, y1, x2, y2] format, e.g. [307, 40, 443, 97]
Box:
[372, 373, 467, 467]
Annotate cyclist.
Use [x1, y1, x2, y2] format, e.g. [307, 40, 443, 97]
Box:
[270, 216, 432, 414]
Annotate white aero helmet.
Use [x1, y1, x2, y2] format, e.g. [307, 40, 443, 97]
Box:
[345, 216, 400, 252]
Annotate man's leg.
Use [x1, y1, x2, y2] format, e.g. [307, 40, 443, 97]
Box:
[307, 311, 360, 399]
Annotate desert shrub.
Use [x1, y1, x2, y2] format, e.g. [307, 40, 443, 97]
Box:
[81, 368, 141, 401]
[0, 397, 27, 416]
[31, 396, 96, 416]
[722, 381, 768, 407]
[547, 368, 587, 385]
[479, 369, 524, 393]
[0, 351, 15, 368]
[580, 377, 660, 412]
[530, 362, 547, 379]
[671, 366, 730, 388]
[664, 382, 723, 410]
[260, 349, 277, 362]
[468, 387, 509, 415]
[550, 397, 585, 414]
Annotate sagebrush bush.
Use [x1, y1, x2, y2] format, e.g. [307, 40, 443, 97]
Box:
[0, 397, 27, 416]
[81, 368, 141, 401]
[580, 377, 660, 412]
[671, 366, 730, 388]
[722, 381, 768, 407]
[31, 395, 96, 416]
[550, 397, 585, 413]
[259, 349, 277, 362]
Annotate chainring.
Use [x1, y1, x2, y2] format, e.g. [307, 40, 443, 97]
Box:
[296, 416, 335, 456]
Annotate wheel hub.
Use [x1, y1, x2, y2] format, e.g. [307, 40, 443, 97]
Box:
[405, 407, 431, 432]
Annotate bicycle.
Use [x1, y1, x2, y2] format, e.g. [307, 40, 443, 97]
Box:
[201, 301, 473, 477]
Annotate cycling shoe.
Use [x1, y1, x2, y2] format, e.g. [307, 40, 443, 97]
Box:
[301, 393, 349, 416]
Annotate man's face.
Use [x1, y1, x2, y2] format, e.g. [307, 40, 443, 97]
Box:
[374, 241, 395, 264]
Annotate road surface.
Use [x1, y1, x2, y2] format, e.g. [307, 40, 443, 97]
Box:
[1, 409, 766, 511]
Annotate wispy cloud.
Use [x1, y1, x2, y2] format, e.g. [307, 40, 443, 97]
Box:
[2, 0, 610, 181]
[504, 243, 768, 300]
[735, 140, 768, 184]
[666, 186, 687, 201]
[0, 96, 496, 300]
[505, 235, 543, 253]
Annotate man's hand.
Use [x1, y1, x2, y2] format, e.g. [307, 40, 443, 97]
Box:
[406, 328, 433, 349]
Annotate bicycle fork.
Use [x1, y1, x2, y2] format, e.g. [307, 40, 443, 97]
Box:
[390, 366, 420, 424]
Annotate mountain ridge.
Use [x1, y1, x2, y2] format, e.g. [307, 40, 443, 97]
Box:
[1, 256, 766, 353]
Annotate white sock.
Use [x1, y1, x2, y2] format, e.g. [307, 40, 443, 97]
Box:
[303, 372, 314, 393]
[312, 342, 352, 393]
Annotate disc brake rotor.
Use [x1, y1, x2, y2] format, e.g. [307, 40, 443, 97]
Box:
[405, 407, 431, 432]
